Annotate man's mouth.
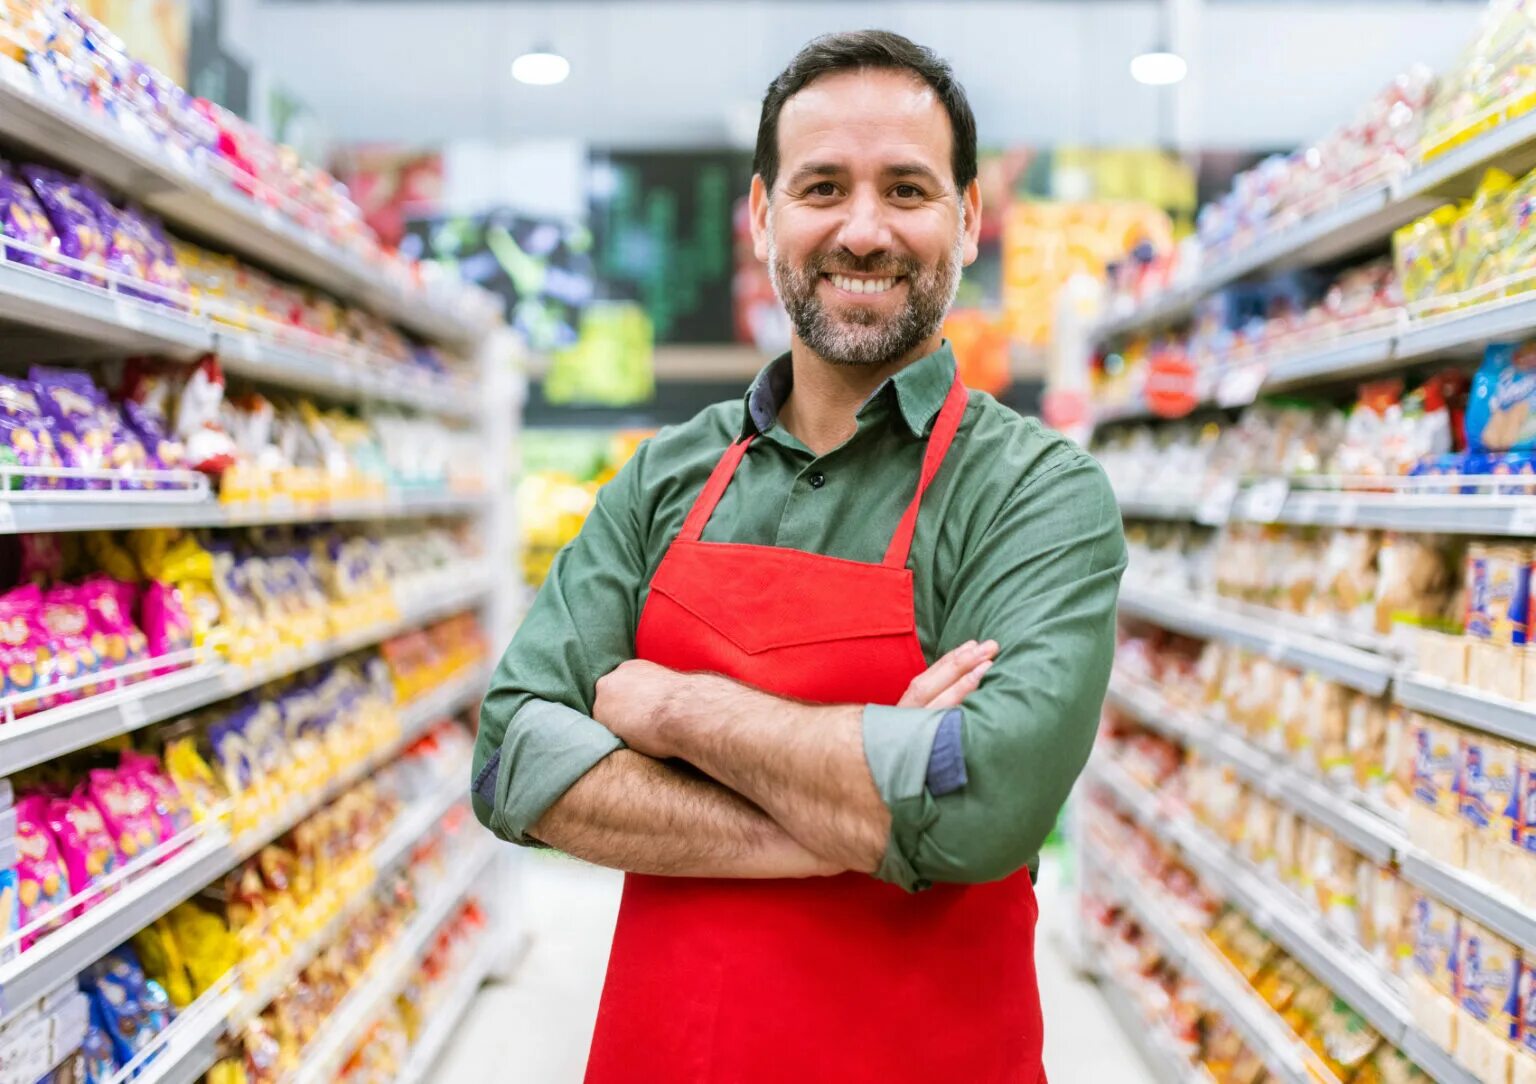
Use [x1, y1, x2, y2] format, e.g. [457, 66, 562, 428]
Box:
[824, 273, 904, 296]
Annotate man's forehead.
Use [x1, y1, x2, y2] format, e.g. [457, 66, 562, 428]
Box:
[777, 68, 951, 165]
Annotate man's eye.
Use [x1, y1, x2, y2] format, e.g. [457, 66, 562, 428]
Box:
[807, 182, 838, 197]
[893, 184, 924, 200]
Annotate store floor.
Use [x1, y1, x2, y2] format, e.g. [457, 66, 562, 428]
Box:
[429, 849, 1152, 1083]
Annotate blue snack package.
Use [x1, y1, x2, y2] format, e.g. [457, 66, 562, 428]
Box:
[21, 167, 108, 286]
[79, 1019, 115, 1082]
[1468, 342, 1536, 453]
[1491, 451, 1536, 495]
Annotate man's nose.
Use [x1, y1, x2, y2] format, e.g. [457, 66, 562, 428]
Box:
[834, 189, 893, 257]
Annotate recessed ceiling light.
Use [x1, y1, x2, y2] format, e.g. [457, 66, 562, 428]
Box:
[1130, 49, 1187, 86]
[512, 49, 570, 86]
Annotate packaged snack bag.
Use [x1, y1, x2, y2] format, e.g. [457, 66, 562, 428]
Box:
[1483, 546, 1532, 644]
[14, 795, 70, 950]
[0, 584, 59, 714]
[119, 750, 192, 844]
[174, 356, 238, 475]
[141, 580, 194, 670]
[1459, 734, 1521, 886]
[0, 376, 64, 491]
[1467, 544, 1493, 639]
[20, 166, 107, 285]
[1411, 714, 1466, 865]
[71, 181, 152, 299]
[78, 576, 149, 683]
[40, 585, 103, 702]
[82, 531, 142, 583]
[29, 365, 150, 482]
[0, 164, 64, 274]
[163, 735, 223, 822]
[1470, 342, 1536, 453]
[82, 947, 160, 1065]
[1457, 919, 1520, 1079]
[86, 768, 160, 863]
[1522, 744, 1536, 908]
[1410, 893, 1461, 1051]
[120, 399, 186, 472]
[43, 791, 118, 916]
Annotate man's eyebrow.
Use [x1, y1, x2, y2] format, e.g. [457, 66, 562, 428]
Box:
[886, 163, 944, 185]
[785, 163, 846, 185]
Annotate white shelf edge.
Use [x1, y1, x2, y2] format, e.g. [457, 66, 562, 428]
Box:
[1116, 486, 1536, 537]
[1116, 586, 1396, 695]
[1394, 673, 1536, 746]
[1398, 847, 1536, 959]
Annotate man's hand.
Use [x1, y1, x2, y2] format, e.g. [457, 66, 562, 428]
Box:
[592, 659, 688, 759]
[899, 639, 998, 709]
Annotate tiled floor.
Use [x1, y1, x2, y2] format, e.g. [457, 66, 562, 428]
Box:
[428, 850, 1153, 1083]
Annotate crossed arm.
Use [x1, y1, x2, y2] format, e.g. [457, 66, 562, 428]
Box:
[529, 640, 997, 879]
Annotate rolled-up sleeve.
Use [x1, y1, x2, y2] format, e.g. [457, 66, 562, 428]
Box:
[866, 451, 1126, 890]
[471, 451, 650, 844]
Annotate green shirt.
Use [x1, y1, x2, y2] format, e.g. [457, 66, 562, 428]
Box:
[472, 343, 1126, 891]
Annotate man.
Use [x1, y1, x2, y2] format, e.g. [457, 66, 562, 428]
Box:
[472, 30, 1125, 1083]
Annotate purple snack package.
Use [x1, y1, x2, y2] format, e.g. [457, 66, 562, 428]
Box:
[20, 166, 108, 286]
[28, 366, 150, 488]
[72, 182, 153, 302]
[0, 377, 64, 491]
[0, 161, 64, 275]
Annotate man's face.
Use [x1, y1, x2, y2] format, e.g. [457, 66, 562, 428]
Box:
[751, 68, 981, 367]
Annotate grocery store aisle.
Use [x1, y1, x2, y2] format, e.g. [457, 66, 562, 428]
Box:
[427, 849, 1152, 1083]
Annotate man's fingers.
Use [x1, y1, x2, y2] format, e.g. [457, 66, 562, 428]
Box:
[898, 640, 997, 708]
[923, 659, 994, 709]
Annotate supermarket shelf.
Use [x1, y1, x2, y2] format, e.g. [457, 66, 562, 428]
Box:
[283, 840, 497, 1084]
[1396, 292, 1536, 361]
[1401, 107, 1536, 201]
[1081, 839, 1323, 1084]
[0, 489, 486, 537]
[1105, 678, 1404, 864]
[0, 569, 492, 779]
[1117, 585, 1397, 695]
[0, 258, 209, 359]
[232, 767, 472, 1027]
[1089, 758, 1473, 1084]
[0, 671, 480, 1025]
[1094, 286, 1205, 343]
[1261, 328, 1401, 391]
[393, 938, 499, 1084]
[1115, 494, 1200, 522]
[0, 827, 233, 1022]
[0, 60, 495, 350]
[1092, 969, 1210, 1084]
[102, 974, 242, 1084]
[1399, 848, 1536, 959]
[1394, 673, 1536, 745]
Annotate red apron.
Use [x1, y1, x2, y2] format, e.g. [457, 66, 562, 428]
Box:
[585, 376, 1045, 1084]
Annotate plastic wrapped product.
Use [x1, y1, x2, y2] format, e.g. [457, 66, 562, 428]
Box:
[20, 166, 108, 285]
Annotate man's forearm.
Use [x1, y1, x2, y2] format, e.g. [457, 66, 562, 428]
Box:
[658, 675, 889, 874]
[530, 749, 844, 879]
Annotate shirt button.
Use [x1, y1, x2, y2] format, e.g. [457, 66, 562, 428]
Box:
[809, 472, 826, 489]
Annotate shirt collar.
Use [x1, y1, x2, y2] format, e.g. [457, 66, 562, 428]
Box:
[741, 341, 958, 440]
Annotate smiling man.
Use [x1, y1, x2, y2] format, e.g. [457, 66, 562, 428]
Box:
[472, 30, 1125, 1083]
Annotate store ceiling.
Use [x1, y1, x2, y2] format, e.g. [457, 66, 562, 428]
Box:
[238, 0, 1476, 149]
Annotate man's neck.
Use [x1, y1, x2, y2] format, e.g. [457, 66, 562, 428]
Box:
[778, 334, 942, 456]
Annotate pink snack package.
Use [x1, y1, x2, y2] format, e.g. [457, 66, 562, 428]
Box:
[78, 576, 149, 687]
[0, 584, 60, 716]
[141, 581, 192, 674]
[87, 767, 161, 863]
[119, 751, 192, 846]
[14, 795, 71, 951]
[40, 585, 103, 702]
[44, 790, 120, 916]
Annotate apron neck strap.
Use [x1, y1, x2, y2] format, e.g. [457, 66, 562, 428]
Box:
[677, 434, 755, 542]
[677, 373, 969, 555]
[882, 375, 969, 569]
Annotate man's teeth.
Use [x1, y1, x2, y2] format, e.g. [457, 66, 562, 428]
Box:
[829, 274, 898, 295]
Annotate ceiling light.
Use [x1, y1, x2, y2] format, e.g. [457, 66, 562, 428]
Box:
[512, 49, 570, 86]
[1130, 49, 1186, 87]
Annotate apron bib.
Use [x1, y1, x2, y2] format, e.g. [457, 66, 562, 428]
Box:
[584, 377, 1046, 1083]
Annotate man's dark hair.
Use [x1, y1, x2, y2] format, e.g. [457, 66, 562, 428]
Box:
[754, 30, 978, 196]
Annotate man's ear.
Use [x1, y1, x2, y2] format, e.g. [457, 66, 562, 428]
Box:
[750, 174, 771, 264]
[961, 178, 982, 267]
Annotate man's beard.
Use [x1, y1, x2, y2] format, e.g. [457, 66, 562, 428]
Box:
[767, 219, 965, 368]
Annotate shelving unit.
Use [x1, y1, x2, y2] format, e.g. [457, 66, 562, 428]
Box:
[0, 40, 523, 1080]
[1085, 759, 1478, 1084]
